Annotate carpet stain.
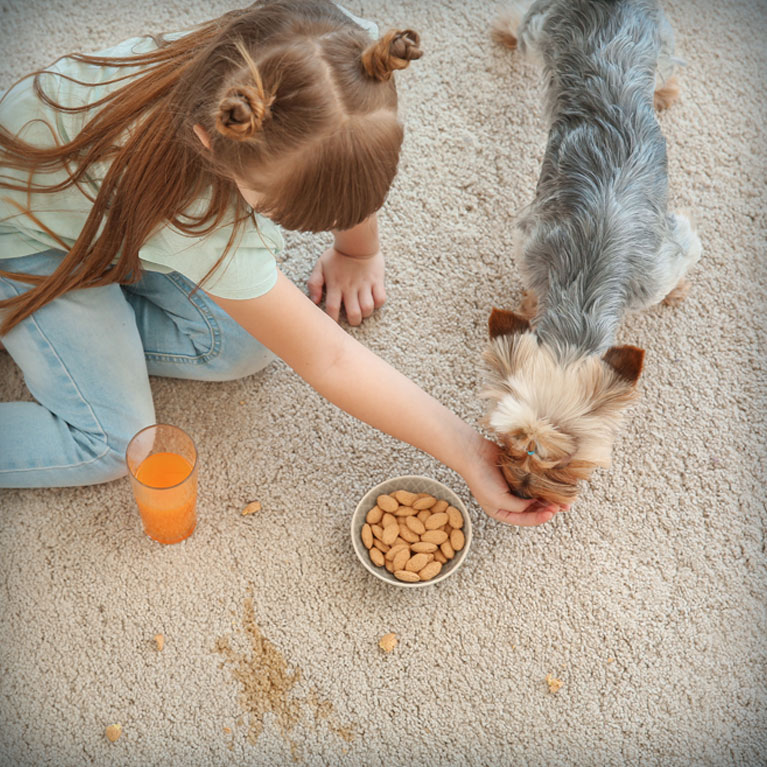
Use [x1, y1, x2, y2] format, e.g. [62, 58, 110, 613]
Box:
[215, 593, 356, 760]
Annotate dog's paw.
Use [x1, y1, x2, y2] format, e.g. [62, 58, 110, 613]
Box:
[662, 278, 691, 306]
[654, 75, 680, 111]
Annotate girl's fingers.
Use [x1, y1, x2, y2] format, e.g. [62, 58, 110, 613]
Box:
[307, 264, 324, 304]
[358, 288, 375, 319]
[324, 287, 342, 322]
[343, 292, 362, 326]
[487, 505, 557, 527]
[371, 281, 386, 309]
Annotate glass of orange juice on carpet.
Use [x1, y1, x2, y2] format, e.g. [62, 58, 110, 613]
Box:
[125, 424, 198, 544]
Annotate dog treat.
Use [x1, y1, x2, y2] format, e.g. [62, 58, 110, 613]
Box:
[378, 633, 398, 652]
[105, 724, 122, 742]
[361, 489, 465, 582]
[546, 673, 563, 694]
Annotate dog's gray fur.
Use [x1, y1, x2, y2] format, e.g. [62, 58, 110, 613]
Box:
[512, 0, 700, 363]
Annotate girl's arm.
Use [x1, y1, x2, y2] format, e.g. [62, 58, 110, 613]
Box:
[207, 271, 559, 526]
[307, 214, 385, 326]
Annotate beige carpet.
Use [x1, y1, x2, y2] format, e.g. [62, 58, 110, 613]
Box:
[1, 0, 766, 765]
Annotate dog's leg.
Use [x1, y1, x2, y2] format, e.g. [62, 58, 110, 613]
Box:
[654, 11, 683, 110]
[662, 278, 691, 306]
[655, 211, 702, 307]
[519, 289, 539, 320]
[654, 76, 680, 111]
[492, 1, 552, 63]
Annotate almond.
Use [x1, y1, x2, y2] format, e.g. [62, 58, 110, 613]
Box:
[398, 525, 420, 543]
[361, 524, 373, 549]
[377, 494, 399, 513]
[411, 541, 438, 553]
[393, 569, 420, 582]
[392, 548, 411, 571]
[394, 505, 417, 517]
[371, 524, 385, 541]
[413, 495, 437, 510]
[405, 553, 430, 572]
[421, 530, 448, 545]
[369, 547, 385, 567]
[419, 561, 442, 581]
[385, 543, 409, 561]
[381, 524, 400, 546]
[450, 529, 465, 551]
[366, 506, 383, 525]
[405, 516, 426, 535]
[425, 512, 448, 530]
[446, 505, 464, 529]
[393, 490, 418, 506]
[381, 512, 398, 528]
[432, 500, 449, 513]
[440, 540, 455, 559]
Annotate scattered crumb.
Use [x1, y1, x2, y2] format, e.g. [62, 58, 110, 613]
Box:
[223, 726, 232, 734]
[239, 400, 246, 405]
[242, 501, 262, 516]
[105, 724, 122, 742]
[378, 633, 397, 652]
[607, 657, 615, 664]
[154, 634, 165, 652]
[215, 595, 357, 751]
[546, 673, 563, 694]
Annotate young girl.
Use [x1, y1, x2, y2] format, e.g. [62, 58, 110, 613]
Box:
[0, 0, 560, 526]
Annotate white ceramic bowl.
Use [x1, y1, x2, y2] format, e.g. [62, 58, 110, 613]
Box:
[351, 475, 472, 588]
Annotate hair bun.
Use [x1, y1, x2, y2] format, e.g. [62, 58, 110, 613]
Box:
[215, 85, 272, 141]
[362, 29, 422, 82]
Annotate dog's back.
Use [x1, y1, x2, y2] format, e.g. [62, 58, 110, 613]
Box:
[513, 0, 680, 359]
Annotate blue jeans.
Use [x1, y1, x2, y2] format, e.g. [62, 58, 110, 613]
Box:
[0, 250, 274, 487]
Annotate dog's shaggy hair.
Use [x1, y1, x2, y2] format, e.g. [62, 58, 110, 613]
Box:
[483, 0, 701, 506]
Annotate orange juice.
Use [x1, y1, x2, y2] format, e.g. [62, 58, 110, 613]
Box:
[135, 451, 197, 544]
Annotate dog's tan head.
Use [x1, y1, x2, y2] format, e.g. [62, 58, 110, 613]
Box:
[482, 308, 644, 506]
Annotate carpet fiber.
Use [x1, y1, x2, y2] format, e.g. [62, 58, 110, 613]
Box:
[1, 1, 766, 765]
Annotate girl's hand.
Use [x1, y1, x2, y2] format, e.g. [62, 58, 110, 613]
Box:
[307, 247, 386, 326]
[461, 436, 563, 526]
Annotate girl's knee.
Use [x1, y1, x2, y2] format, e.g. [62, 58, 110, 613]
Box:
[80, 411, 155, 485]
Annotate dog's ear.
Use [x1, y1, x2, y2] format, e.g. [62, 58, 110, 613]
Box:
[603, 345, 644, 385]
[488, 308, 531, 339]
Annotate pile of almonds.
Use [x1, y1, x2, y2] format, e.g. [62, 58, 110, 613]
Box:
[360, 489, 465, 582]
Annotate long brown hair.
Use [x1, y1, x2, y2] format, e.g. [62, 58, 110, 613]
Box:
[0, 0, 422, 334]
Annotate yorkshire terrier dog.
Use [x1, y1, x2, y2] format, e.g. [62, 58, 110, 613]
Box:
[482, 0, 701, 506]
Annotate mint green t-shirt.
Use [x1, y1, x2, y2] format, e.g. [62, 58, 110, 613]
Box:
[0, 33, 284, 300]
[0, 3, 379, 298]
